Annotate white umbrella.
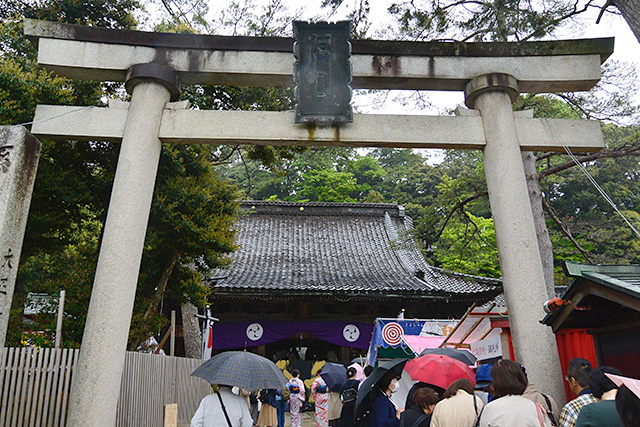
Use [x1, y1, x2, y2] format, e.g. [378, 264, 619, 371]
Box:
[390, 369, 417, 408]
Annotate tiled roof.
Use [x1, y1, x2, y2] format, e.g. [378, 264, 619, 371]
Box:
[208, 201, 501, 300]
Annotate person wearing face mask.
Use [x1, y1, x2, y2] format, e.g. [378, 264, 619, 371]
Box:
[371, 374, 404, 427]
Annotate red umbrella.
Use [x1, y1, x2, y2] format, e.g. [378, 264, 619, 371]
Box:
[404, 354, 476, 390]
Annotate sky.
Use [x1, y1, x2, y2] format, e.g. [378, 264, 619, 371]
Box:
[193, 0, 640, 115]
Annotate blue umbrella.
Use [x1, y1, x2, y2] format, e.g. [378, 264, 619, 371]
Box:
[320, 362, 347, 392]
[191, 351, 288, 392]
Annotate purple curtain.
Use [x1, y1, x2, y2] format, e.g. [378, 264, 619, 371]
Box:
[212, 320, 373, 350]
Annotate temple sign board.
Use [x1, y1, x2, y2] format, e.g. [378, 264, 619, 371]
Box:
[293, 21, 353, 124]
[22, 18, 613, 426]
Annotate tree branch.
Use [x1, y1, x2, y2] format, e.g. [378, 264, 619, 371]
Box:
[542, 197, 594, 263]
[519, 0, 596, 42]
[538, 145, 640, 179]
[239, 150, 253, 198]
[433, 191, 488, 241]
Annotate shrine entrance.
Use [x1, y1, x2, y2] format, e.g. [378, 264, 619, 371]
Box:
[0, 17, 613, 425]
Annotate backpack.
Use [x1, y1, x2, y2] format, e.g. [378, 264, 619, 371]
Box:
[281, 388, 290, 401]
[341, 387, 358, 403]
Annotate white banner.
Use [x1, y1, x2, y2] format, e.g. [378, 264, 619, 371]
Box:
[201, 308, 213, 360]
[470, 334, 503, 361]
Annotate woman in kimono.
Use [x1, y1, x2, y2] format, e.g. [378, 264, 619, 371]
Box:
[287, 369, 306, 427]
[312, 375, 330, 427]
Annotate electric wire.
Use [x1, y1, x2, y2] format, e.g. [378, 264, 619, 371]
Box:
[11, 105, 93, 127]
[562, 144, 640, 239]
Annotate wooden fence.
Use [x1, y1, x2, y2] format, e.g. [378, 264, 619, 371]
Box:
[0, 347, 210, 426]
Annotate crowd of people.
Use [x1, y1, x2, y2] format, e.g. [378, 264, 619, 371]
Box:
[344, 358, 639, 427]
[191, 358, 640, 427]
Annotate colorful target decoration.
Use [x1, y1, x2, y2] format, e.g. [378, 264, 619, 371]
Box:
[382, 322, 404, 346]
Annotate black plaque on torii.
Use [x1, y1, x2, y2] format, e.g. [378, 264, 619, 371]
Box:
[293, 21, 353, 124]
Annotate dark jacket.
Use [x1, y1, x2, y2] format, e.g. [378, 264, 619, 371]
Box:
[259, 389, 278, 407]
[399, 407, 430, 427]
[372, 393, 399, 427]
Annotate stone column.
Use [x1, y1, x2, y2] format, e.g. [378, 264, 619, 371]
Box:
[465, 74, 565, 403]
[67, 63, 180, 426]
[0, 127, 41, 348]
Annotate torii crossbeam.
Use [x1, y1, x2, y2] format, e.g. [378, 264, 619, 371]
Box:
[23, 18, 613, 426]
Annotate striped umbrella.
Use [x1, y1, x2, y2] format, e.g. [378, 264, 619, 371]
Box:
[191, 351, 288, 391]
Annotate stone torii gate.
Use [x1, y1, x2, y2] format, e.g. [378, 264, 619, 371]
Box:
[23, 19, 612, 426]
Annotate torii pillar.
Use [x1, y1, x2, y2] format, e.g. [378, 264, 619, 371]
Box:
[67, 64, 180, 427]
[465, 74, 564, 400]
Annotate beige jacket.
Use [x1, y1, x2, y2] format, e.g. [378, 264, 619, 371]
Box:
[430, 390, 483, 427]
[522, 384, 560, 422]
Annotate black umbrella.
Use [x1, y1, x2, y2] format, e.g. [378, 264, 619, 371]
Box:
[419, 347, 477, 365]
[320, 362, 347, 392]
[355, 359, 409, 420]
[191, 351, 288, 392]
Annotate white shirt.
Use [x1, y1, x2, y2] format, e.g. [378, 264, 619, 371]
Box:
[478, 395, 553, 427]
[191, 388, 254, 427]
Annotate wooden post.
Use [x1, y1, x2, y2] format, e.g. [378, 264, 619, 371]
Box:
[163, 403, 178, 427]
[55, 290, 65, 348]
[170, 310, 175, 357]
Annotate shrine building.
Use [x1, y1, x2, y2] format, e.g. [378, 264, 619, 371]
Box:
[206, 200, 503, 363]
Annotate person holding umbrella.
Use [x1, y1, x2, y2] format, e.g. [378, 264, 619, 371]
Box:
[190, 351, 289, 427]
[371, 373, 404, 427]
[257, 389, 278, 427]
[430, 378, 483, 427]
[321, 362, 348, 427]
[355, 359, 408, 427]
[191, 384, 254, 427]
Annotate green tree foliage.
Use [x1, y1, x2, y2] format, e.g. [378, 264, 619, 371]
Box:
[0, 0, 244, 349]
[1, 6, 128, 346]
[387, 0, 595, 41]
[435, 212, 500, 277]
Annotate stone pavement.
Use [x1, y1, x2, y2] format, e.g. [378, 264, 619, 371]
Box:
[284, 411, 315, 427]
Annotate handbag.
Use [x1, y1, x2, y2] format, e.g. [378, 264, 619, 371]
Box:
[541, 394, 557, 425]
[534, 401, 554, 427]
